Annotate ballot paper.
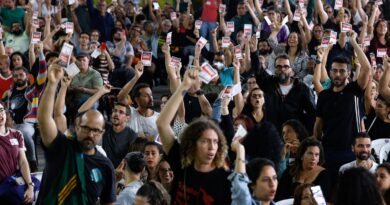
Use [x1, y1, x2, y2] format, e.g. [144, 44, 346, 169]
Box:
[293, 9, 301, 21]
[196, 37, 208, 49]
[311, 186, 326, 205]
[234, 45, 243, 59]
[59, 43, 73, 67]
[195, 20, 202, 30]
[227, 21, 235, 32]
[233, 124, 247, 141]
[31, 32, 41, 44]
[166, 32, 172, 45]
[169, 56, 181, 68]
[244, 24, 252, 36]
[141, 52, 152, 66]
[199, 63, 218, 84]
[340, 22, 352, 32]
[264, 16, 272, 25]
[377, 48, 387, 58]
[153, 2, 159, 10]
[170, 12, 176, 20]
[65, 22, 74, 34]
[334, 0, 342, 10]
[222, 37, 230, 48]
[281, 16, 289, 26]
[321, 36, 331, 48]
[64, 63, 80, 77]
[370, 53, 377, 67]
[219, 4, 226, 13]
[91, 49, 101, 58]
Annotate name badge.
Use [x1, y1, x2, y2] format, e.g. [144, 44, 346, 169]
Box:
[10, 138, 19, 146]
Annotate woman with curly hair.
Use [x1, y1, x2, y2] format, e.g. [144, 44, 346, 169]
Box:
[376, 163, 390, 205]
[157, 69, 231, 204]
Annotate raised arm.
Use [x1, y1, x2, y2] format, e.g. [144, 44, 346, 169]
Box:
[356, 0, 368, 22]
[313, 47, 325, 95]
[379, 55, 390, 102]
[315, 0, 328, 24]
[156, 68, 199, 153]
[284, 0, 294, 23]
[53, 76, 71, 133]
[37, 61, 63, 147]
[78, 84, 112, 113]
[351, 31, 371, 90]
[253, 0, 264, 20]
[245, 1, 260, 26]
[367, 4, 378, 38]
[117, 62, 144, 102]
[232, 60, 244, 118]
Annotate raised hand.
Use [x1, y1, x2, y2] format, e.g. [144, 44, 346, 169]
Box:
[48, 61, 65, 84]
[60, 75, 72, 88]
[182, 67, 199, 90]
[161, 43, 170, 54]
[134, 61, 144, 78]
[99, 84, 112, 94]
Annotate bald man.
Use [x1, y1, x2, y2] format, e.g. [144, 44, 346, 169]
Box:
[37, 63, 116, 204]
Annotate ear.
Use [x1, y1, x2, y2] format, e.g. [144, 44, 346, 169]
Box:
[351, 144, 355, 153]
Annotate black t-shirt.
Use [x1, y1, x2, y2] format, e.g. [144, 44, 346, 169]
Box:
[37, 132, 116, 204]
[167, 141, 232, 205]
[365, 110, 390, 140]
[102, 123, 137, 168]
[9, 88, 28, 124]
[316, 82, 364, 149]
[183, 93, 202, 124]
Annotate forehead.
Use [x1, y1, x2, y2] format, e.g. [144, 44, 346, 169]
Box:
[198, 129, 219, 141]
[305, 146, 320, 153]
[331, 62, 348, 69]
[80, 33, 89, 38]
[145, 145, 159, 152]
[13, 69, 26, 75]
[80, 116, 104, 129]
[251, 89, 263, 95]
[355, 137, 371, 144]
[259, 165, 276, 177]
[114, 104, 127, 111]
[139, 87, 152, 94]
[276, 58, 290, 65]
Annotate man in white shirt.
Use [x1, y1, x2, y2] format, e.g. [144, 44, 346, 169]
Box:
[339, 132, 378, 174]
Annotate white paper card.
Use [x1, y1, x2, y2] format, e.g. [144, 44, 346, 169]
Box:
[227, 21, 235, 32]
[65, 22, 74, 34]
[153, 2, 159, 10]
[169, 56, 181, 68]
[334, 0, 342, 10]
[141, 52, 152, 66]
[59, 43, 73, 66]
[370, 53, 377, 67]
[166, 32, 172, 45]
[31, 32, 41, 44]
[281, 16, 289, 26]
[321, 36, 331, 48]
[170, 12, 176, 20]
[340, 22, 352, 32]
[234, 45, 243, 59]
[233, 124, 247, 141]
[311, 186, 326, 205]
[196, 37, 208, 49]
[231, 83, 242, 97]
[69, 0, 75, 5]
[222, 37, 230, 48]
[244, 24, 252, 36]
[219, 4, 226, 13]
[293, 9, 301, 21]
[264, 16, 272, 25]
[377, 48, 387, 58]
[199, 63, 218, 84]
[195, 20, 202, 30]
[64, 63, 80, 77]
[91, 49, 101, 58]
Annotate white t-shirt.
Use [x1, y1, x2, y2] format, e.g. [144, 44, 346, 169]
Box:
[339, 160, 378, 174]
[116, 180, 143, 205]
[279, 84, 293, 96]
[127, 106, 159, 139]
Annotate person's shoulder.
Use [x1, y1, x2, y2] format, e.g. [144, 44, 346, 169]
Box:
[339, 161, 356, 173]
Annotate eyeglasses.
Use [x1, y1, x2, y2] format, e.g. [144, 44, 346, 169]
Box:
[80, 125, 104, 135]
[330, 68, 347, 74]
[275, 65, 290, 70]
[247, 81, 257, 84]
[314, 30, 323, 33]
[0, 108, 5, 113]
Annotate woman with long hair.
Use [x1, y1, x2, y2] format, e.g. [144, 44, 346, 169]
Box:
[276, 137, 331, 202]
[376, 163, 390, 205]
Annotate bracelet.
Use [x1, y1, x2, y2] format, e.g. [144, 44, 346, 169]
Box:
[236, 158, 246, 163]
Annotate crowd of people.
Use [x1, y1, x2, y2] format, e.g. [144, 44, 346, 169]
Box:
[0, 0, 389, 204]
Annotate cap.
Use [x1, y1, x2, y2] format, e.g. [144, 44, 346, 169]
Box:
[76, 52, 90, 59]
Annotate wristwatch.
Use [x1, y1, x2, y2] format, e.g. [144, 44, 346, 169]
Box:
[315, 59, 322, 65]
[195, 90, 204, 96]
[27, 182, 35, 187]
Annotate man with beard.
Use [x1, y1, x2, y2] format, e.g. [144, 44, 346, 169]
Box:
[255, 53, 315, 134]
[3, 43, 47, 171]
[87, 0, 114, 42]
[117, 62, 160, 140]
[339, 132, 378, 174]
[37, 62, 116, 204]
[314, 32, 371, 186]
[4, 21, 30, 53]
[106, 28, 134, 68]
[0, 0, 25, 29]
[102, 102, 138, 168]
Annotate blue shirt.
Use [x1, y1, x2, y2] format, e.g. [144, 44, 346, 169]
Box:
[87, 0, 115, 42]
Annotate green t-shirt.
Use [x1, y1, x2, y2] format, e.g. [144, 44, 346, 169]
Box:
[0, 7, 25, 29]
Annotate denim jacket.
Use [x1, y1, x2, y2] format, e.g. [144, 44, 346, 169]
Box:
[228, 172, 276, 205]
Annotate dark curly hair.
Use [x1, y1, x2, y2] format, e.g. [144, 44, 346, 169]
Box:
[179, 117, 228, 168]
[290, 137, 325, 177]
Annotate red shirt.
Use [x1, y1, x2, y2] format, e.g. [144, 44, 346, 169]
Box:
[0, 129, 24, 181]
[0, 75, 13, 98]
[200, 0, 220, 22]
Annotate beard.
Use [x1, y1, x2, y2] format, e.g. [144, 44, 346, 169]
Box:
[79, 138, 96, 151]
[332, 77, 347, 87]
[14, 79, 27, 88]
[12, 29, 23, 36]
[259, 49, 270, 55]
[356, 152, 370, 160]
[276, 73, 290, 84]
